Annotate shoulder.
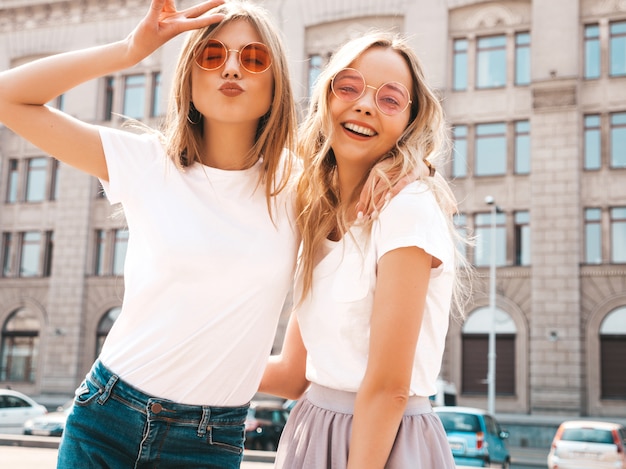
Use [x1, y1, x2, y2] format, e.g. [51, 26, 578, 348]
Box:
[379, 180, 442, 224]
[98, 125, 167, 166]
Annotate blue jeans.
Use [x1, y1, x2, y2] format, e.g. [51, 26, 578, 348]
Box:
[57, 360, 248, 468]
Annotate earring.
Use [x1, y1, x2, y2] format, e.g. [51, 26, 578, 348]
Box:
[187, 102, 202, 125]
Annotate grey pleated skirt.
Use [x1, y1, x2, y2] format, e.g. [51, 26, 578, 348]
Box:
[274, 384, 456, 468]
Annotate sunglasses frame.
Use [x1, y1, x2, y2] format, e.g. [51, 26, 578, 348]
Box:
[195, 39, 272, 74]
[331, 68, 413, 116]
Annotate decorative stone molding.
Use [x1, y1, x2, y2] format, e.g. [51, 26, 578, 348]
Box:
[0, 0, 146, 33]
[305, 16, 402, 55]
[587, 0, 626, 16]
[449, 1, 529, 34]
[299, 0, 407, 27]
[447, 0, 492, 9]
[532, 83, 577, 112]
[465, 4, 523, 29]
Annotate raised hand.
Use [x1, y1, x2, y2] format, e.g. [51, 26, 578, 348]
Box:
[127, 0, 225, 61]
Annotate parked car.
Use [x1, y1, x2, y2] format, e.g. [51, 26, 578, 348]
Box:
[429, 378, 458, 407]
[547, 420, 626, 469]
[0, 389, 47, 434]
[244, 400, 290, 451]
[434, 406, 511, 468]
[23, 400, 73, 437]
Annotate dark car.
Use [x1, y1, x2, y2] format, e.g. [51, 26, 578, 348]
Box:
[434, 406, 511, 468]
[244, 401, 289, 451]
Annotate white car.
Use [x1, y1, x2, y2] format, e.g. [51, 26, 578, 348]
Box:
[548, 420, 626, 469]
[0, 389, 48, 434]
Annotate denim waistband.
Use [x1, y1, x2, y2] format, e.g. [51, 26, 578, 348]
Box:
[87, 360, 249, 426]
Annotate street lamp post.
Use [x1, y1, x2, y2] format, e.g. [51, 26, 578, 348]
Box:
[485, 196, 498, 416]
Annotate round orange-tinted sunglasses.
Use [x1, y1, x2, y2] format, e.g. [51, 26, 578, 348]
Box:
[195, 39, 272, 74]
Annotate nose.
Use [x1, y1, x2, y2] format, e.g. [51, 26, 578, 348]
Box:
[221, 49, 242, 79]
[354, 85, 378, 115]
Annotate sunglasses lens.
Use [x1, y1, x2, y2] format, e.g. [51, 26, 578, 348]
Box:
[332, 69, 411, 115]
[196, 40, 227, 70]
[376, 83, 411, 115]
[332, 69, 365, 102]
[240, 43, 272, 73]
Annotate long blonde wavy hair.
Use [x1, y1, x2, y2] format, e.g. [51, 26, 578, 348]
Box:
[162, 1, 297, 211]
[296, 31, 472, 315]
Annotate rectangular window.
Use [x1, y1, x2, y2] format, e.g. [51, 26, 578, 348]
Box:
[94, 230, 106, 276]
[308, 55, 324, 96]
[515, 32, 530, 86]
[19, 232, 41, 277]
[585, 114, 602, 170]
[514, 120, 530, 174]
[6, 159, 18, 204]
[25, 157, 47, 202]
[514, 211, 530, 266]
[475, 122, 507, 176]
[474, 212, 506, 267]
[50, 160, 59, 201]
[47, 94, 64, 111]
[610, 112, 626, 168]
[112, 229, 129, 275]
[610, 21, 626, 77]
[611, 207, 626, 263]
[585, 25, 601, 79]
[476, 35, 506, 88]
[104, 76, 114, 121]
[123, 74, 146, 120]
[453, 39, 468, 91]
[151, 72, 162, 118]
[43, 231, 53, 277]
[585, 208, 602, 264]
[452, 125, 468, 177]
[2, 233, 13, 277]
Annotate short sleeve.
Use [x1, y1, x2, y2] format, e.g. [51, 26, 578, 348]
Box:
[374, 181, 453, 271]
[97, 126, 164, 205]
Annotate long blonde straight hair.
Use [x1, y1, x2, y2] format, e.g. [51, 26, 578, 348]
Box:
[163, 1, 297, 210]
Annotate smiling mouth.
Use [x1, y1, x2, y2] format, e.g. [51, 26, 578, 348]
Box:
[343, 122, 376, 137]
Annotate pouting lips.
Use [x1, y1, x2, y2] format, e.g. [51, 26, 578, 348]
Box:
[343, 122, 376, 137]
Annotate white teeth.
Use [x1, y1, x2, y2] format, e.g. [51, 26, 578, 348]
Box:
[344, 122, 375, 136]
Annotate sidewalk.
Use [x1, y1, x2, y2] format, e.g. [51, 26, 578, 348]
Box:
[0, 435, 275, 464]
[1, 434, 548, 467]
[510, 446, 549, 467]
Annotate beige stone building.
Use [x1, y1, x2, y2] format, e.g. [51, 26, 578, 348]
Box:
[0, 0, 625, 423]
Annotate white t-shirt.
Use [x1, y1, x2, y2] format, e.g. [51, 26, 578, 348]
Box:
[296, 181, 454, 397]
[97, 126, 298, 406]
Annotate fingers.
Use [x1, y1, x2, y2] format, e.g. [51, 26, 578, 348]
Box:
[183, 0, 226, 19]
[172, 0, 226, 33]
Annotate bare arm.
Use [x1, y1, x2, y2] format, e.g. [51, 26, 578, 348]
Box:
[259, 312, 309, 400]
[347, 246, 432, 469]
[0, 0, 224, 180]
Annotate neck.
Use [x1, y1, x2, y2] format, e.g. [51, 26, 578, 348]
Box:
[200, 120, 259, 170]
[336, 162, 369, 220]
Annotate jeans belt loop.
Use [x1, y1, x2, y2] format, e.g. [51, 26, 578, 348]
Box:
[197, 406, 211, 438]
[97, 373, 119, 405]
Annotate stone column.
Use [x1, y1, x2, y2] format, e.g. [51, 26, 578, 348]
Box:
[528, 0, 582, 415]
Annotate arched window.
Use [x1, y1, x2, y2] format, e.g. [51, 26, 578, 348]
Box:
[599, 306, 626, 399]
[0, 308, 40, 382]
[462, 307, 516, 396]
[95, 307, 121, 358]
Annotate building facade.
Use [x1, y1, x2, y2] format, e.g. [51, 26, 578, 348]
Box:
[0, 0, 625, 418]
